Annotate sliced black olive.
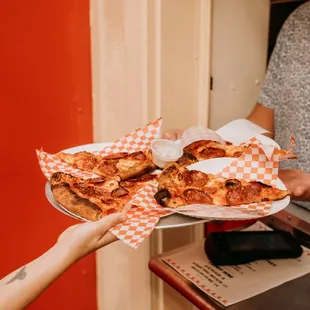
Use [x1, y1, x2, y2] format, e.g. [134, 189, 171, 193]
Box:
[225, 179, 241, 189]
[154, 188, 171, 207]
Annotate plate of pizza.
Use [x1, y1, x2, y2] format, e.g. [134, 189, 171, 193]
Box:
[44, 140, 292, 222]
[38, 117, 297, 234]
[41, 136, 295, 222]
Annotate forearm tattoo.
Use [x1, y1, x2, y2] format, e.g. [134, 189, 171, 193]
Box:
[6, 266, 27, 284]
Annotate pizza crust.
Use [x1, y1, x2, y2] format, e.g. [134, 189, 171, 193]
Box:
[51, 183, 103, 221]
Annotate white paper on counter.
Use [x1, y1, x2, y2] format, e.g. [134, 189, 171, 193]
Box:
[162, 221, 310, 307]
[216, 119, 278, 147]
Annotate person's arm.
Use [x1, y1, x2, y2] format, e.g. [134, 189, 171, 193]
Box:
[0, 244, 75, 310]
[0, 212, 126, 310]
[246, 103, 274, 139]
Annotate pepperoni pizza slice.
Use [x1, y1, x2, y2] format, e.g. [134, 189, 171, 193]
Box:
[154, 163, 290, 208]
[180, 140, 296, 164]
[56, 150, 156, 181]
[183, 140, 227, 160]
[50, 172, 157, 221]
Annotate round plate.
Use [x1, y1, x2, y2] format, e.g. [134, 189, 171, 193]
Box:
[45, 142, 208, 229]
[46, 143, 287, 226]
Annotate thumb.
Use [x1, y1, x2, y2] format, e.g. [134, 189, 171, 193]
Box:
[95, 212, 127, 235]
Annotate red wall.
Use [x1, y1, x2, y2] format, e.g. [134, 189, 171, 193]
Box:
[0, 1, 96, 309]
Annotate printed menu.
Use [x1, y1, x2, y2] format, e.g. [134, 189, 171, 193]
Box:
[162, 222, 310, 306]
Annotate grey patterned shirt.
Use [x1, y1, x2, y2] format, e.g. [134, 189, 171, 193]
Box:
[258, 1, 310, 209]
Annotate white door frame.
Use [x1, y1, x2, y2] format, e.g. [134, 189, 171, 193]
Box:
[90, 1, 212, 309]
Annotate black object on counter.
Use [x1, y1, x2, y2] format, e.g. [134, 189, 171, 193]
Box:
[204, 230, 303, 266]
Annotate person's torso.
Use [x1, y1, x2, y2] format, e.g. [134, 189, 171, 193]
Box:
[274, 5, 310, 171]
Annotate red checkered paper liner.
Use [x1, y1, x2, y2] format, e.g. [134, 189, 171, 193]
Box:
[180, 126, 226, 149]
[36, 149, 100, 180]
[36, 117, 163, 180]
[241, 135, 296, 161]
[217, 144, 279, 186]
[96, 117, 163, 156]
[221, 135, 295, 186]
[110, 185, 172, 249]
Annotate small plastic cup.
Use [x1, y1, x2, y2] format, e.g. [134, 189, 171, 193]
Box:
[151, 139, 183, 169]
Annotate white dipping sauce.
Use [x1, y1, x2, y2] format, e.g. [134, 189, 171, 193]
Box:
[153, 144, 180, 159]
[151, 139, 183, 168]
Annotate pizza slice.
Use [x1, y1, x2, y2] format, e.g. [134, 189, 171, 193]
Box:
[56, 150, 156, 181]
[182, 139, 296, 162]
[154, 163, 290, 208]
[183, 140, 227, 161]
[176, 152, 198, 167]
[50, 172, 157, 221]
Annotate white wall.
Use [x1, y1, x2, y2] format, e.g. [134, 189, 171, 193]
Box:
[210, 0, 270, 130]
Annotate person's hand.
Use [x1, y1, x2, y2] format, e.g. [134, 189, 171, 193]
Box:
[56, 212, 127, 262]
[278, 169, 310, 201]
[162, 129, 183, 141]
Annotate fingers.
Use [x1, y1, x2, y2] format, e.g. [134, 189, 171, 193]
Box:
[94, 212, 127, 235]
[97, 231, 119, 248]
[94, 213, 127, 248]
[162, 129, 183, 141]
[176, 130, 183, 140]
